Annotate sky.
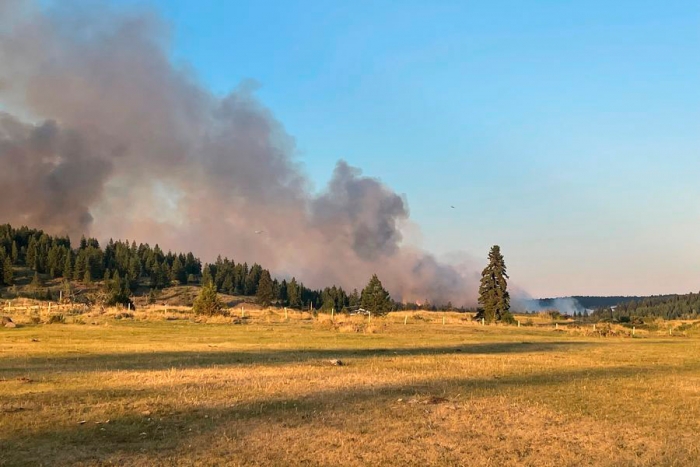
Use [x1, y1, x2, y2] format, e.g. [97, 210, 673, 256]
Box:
[42, 1, 700, 297]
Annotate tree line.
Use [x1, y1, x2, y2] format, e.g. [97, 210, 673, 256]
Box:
[0, 223, 402, 313]
[591, 293, 700, 322]
[1, 223, 519, 317]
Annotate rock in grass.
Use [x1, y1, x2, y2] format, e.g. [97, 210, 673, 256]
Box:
[1, 316, 13, 326]
[5, 321, 17, 328]
[329, 359, 344, 366]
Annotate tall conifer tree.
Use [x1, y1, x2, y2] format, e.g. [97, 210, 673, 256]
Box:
[477, 245, 510, 323]
[256, 270, 274, 307]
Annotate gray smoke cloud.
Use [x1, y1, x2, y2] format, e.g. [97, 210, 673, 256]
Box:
[0, 1, 477, 305]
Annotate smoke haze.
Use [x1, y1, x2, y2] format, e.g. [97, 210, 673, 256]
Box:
[0, 1, 477, 305]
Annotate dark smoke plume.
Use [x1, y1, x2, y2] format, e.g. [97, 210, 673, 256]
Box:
[0, 1, 477, 305]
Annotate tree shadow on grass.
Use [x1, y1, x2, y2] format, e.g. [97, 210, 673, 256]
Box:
[0, 341, 594, 376]
[2, 361, 696, 466]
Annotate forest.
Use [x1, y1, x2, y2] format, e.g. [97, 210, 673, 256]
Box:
[0, 223, 460, 313]
[590, 294, 700, 321]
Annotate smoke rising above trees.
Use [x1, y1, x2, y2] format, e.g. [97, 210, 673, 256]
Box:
[0, 1, 477, 305]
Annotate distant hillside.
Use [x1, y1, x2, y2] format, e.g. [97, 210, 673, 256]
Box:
[519, 295, 677, 315]
[590, 293, 700, 321]
[557, 296, 664, 310]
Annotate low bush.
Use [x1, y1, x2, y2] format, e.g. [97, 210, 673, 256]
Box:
[46, 314, 65, 324]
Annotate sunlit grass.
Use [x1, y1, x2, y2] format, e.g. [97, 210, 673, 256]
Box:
[2, 314, 700, 466]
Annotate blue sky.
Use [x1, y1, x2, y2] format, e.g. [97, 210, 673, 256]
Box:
[119, 0, 698, 296]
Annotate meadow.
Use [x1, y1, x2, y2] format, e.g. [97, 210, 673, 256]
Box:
[2, 309, 700, 466]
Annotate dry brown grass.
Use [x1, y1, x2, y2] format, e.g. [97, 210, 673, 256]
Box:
[1, 309, 700, 466]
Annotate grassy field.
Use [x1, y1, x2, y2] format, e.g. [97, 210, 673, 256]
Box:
[2, 311, 700, 466]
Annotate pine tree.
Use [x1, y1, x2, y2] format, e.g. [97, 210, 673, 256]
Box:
[349, 289, 360, 307]
[63, 253, 73, 279]
[26, 238, 38, 270]
[106, 271, 132, 307]
[360, 274, 392, 315]
[287, 277, 302, 308]
[3, 256, 13, 286]
[11, 241, 19, 264]
[201, 264, 213, 286]
[170, 256, 186, 285]
[193, 281, 224, 316]
[256, 270, 274, 307]
[31, 271, 43, 289]
[73, 253, 85, 281]
[128, 256, 141, 289]
[477, 245, 510, 323]
[61, 279, 71, 302]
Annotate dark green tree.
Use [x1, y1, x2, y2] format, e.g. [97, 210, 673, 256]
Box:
[256, 270, 275, 307]
[2, 256, 14, 285]
[106, 271, 133, 308]
[61, 279, 72, 302]
[62, 253, 73, 279]
[476, 245, 510, 323]
[170, 256, 186, 285]
[360, 274, 392, 315]
[349, 288, 360, 308]
[201, 264, 213, 287]
[286, 277, 302, 308]
[11, 241, 19, 264]
[193, 281, 224, 316]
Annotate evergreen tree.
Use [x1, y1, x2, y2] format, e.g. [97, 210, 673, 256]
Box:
[63, 253, 73, 279]
[128, 256, 141, 289]
[148, 288, 158, 304]
[477, 245, 510, 323]
[278, 279, 288, 304]
[193, 281, 224, 316]
[11, 241, 19, 264]
[256, 270, 274, 307]
[31, 271, 43, 289]
[73, 254, 85, 281]
[61, 279, 71, 302]
[245, 264, 262, 295]
[3, 256, 13, 286]
[287, 277, 302, 308]
[201, 264, 213, 286]
[349, 288, 360, 308]
[360, 274, 392, 315]
[26, 238, 38, 270]
[106, 271, 133, 308]
[170, 256, 186, 285]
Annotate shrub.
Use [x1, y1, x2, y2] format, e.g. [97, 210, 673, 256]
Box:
[47, 314, 65, 324]
[193, 282, 224, 316]
[114, 312, 134, 320]
[500, 311, 517, 325]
